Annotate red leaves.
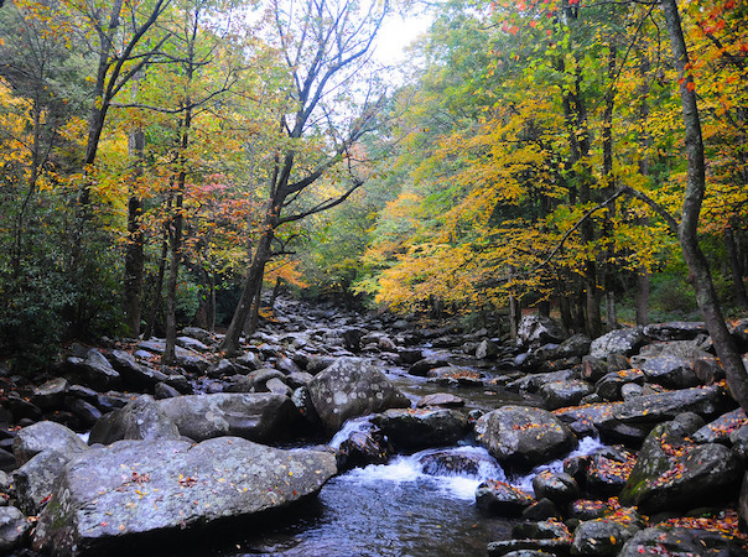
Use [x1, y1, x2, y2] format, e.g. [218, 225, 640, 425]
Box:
[178, 475, 197, 488]
[130, 472, 151, 484]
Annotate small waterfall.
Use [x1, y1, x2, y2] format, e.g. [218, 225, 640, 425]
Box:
[329, 416, 374, 449]
[513, 435, 605, 492]
[344, 445, 505, 501]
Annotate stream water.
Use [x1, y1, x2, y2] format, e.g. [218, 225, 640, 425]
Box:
[167, 366, 602, 557]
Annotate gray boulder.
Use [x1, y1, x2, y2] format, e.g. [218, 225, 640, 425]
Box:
[31, 377, 69, 410]
[32, 437, 337, 556]
[476, 480, 534, 516]
[410, 354, 451, 376]
[539, 379, 594, 410]
[595, 369, 645, 402]
[66, 349, 122, 391]
[108, 350, 169, 391]
[619, 422, 742, 514]
[0, 506, 30, 553]
[531, 471, 580, 506]
[137, 340, 210, 374]
[643, 321, 707, 341]
[228, 369, 286, 393]
[476, 406, 577, 470]
[534, 334, 592, 361]
[176, 335, 210, 352]
[158, 392, 297, 442]
[476, 339, 500, 359]
[619, 526, 746, 557]
[88, 394, 181, 445]
[589, 327, 645, 359]
[13, 421, 88, 466]
[307, 358, 410, 432]
[417, 393, 465, 408]
[371, 408, 470, 450]
[691, 407, 747, 444]
[13, 450, 71, 514]
[235, 351, 262, 372]
[554, 385, 731, 444]
[571, 518, 641, 556]
[630, 341, 706, 389]
[518, 315, 565, 348]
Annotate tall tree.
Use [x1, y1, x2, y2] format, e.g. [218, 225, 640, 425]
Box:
[660, 0, 748, 411]
[221, 0, 390, 356]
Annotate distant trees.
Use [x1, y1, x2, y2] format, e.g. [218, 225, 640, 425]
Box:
[346, 0, 747, 338]
[0, 0, 391, 366]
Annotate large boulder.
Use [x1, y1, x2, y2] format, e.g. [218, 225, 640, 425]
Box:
[108, 350, 169, 391]
[619, 526, 747, 557]
[642, 321, 708, 341]
[13, 450, 71, 515]
[0, 506, 30, 553]
[539, 379, 594, 410]
[476, 406, 577, 470]
[157, 393, 298, 443]
[371, 408, 470, 451]
[66, 349, 122, 391]
[137, 340, 210, 374]
[13, 421, 88, 466]
[534, 334, 592, 362]
[630, 341, 706, 389]
[307, 357, 410, 432]
[619, 422, 742, 514]
[517, 315, 566, 348]
[589, 328, 645, 359]
[691, 407, 748, 444]
[571, 516, 642, 556]
[31, 377, 69, 410]
[554, 385, 732, 444]
[88, 394, 181, 445]
[32, 437, 337, 556]
[476, 480, 535, 516]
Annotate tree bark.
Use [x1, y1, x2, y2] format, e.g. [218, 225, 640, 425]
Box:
[725, 225, 748, 308]
[222, 219, 275, 356]
[636, 267, 650, 325]
[144, 227, 169, 340]
[635, 54, 652, 326]
[662, 0, 748, 412]
[123, 75, 145, 337]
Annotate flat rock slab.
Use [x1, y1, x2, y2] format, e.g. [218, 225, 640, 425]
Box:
[33, 437, 337, 556]
[554, 386, 731, 442]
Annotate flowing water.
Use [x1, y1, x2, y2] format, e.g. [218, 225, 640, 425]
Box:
[166, 360, 605, 557]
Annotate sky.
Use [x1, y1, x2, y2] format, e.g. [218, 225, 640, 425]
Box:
[372, 12, 434, 65]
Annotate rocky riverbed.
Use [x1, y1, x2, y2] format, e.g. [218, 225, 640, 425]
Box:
[1, 298, 748, 556]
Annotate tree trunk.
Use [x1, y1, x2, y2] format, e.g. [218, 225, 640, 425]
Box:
[163, 100, 192, 365]
[162, 189, 183, 366]
[123, 82, 145, 337]
[635, 54, 652, 327]
[222, 219, 276, 356]
[144, 226, 169, 340]
[509, 293, 521, 340]
[603, 45, 617, 331]
[246, 276, 264, 336]
[662, 0, 748, 412]
[270, 276, 284, 310]
[725, 225, 748, 308]
[537, 300, 550, 318]
[636, 267, 650, 326]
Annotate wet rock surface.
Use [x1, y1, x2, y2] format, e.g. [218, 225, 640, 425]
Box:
[32, 437, 337, 556]
[0, 298, 747, 555]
